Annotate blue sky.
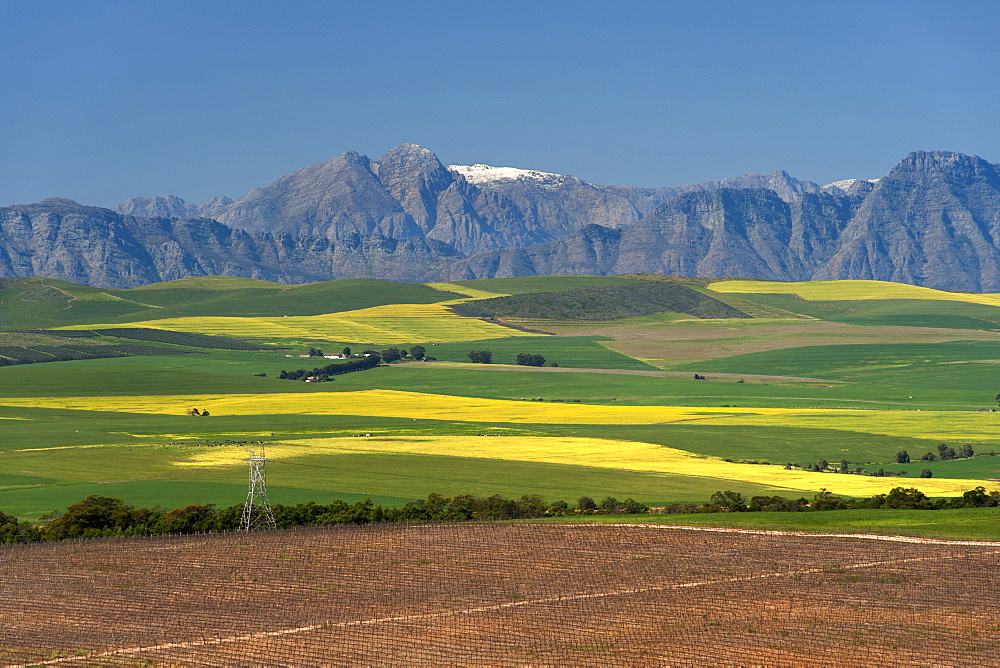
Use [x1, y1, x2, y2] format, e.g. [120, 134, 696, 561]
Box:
[2, 0, 998, 207]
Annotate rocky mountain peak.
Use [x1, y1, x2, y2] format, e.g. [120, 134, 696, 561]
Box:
[891, 150, 995, 178]
[33, 197, 86, 209]
[15, 198, 109, 215]
[115, 195, 198, 219]
[376, 144, 449, 177]
[380, 143, 437, 160]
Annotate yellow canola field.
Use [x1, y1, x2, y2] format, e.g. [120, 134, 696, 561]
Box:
[60, 303, 535, 344]
[425, 282, 509, 300]
[709, 279, 1000, 308]
[174, 434, 989, 498]
[3, 389, 997, 443]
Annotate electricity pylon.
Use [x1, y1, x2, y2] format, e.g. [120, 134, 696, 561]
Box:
[239, 443, 276, 531]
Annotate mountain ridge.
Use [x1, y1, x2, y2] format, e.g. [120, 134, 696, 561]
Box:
[4, 147, 999, 291]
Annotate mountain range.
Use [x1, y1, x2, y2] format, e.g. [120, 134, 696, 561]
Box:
[3, 145, 1000, 291]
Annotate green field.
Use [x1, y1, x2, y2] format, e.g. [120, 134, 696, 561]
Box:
[0, 277, 460, 330]
[2, 275, 999, 538]
[531, 507, 1000, 541]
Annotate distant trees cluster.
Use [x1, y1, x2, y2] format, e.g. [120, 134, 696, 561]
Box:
[777, 443, 980, 478]
[918, 443, 975, 462]
[576, 496, 646, 514]
[514, 353, 546, 367]
[279, 352, 381, 381]
[466, 349, 552, 366]
[468, 350, 492, 364]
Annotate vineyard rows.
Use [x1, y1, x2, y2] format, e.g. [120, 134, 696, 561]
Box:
[1, 524, 998, 666]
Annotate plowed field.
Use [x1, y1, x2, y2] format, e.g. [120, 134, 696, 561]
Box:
[2, 524, 997, 666]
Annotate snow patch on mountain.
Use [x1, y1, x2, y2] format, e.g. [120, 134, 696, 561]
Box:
[448, 164, 566, 184]
[823, 178, 880, 192]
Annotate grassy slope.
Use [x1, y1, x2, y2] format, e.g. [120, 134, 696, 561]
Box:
[0, 277, 459, 331]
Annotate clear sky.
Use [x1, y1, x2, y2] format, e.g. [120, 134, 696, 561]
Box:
[2, 0, 998, 207]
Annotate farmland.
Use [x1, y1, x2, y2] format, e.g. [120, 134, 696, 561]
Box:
[1, 523, 998, 665]
[1, 274, 999, 525]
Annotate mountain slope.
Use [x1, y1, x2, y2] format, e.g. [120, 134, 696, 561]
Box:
[815, 151, 1000, 291]
[8, 148, 1000, 291]
[450, 151, 1000, 291]
[0, 200, 461, 288]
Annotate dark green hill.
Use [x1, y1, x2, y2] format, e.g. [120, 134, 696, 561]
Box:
[107, 278, 459, 318]
[453, 276, 637, 295]
[452, 281, 750, 321]
[0, 277, 460, 330]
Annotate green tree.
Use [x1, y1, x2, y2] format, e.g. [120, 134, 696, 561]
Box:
[45, 495, 138, 539]
[158, 504, 217, 534]
[409, 345, 426, 361]
[710, 490, 746, 512]
[577, 496, 597, 511]
[342, 346, 351, 357]
[895, 450, 910, 464]
[882, 487, 927, 509]
[620, 498, 647, 514]
[514, 353, 546, 367]
[937, 443, 957, 460]
[380, 347, 402, 363]
[959, 486, 993, 507]
[548, 500, 569, 515]
[468, 350, 492, 364]
[919, 468, 933, 478]
[599, 496, 620, 513]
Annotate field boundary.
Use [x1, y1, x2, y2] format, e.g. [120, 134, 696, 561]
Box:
[594, 523, 1000, 546]
[10, 524, 999, 667]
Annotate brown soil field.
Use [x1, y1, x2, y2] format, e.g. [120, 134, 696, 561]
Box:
[2, 524, 998, 667]
[505, 317, 1000, 368]
[584, 321, 1000, 367]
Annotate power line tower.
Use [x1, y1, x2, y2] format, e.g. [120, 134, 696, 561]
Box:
[239, 443, 276, 532]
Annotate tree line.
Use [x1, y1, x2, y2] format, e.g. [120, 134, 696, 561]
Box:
[2, 486, 998, 544]
[278, 351, 381, 381]
[0, 492, 636, 543]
